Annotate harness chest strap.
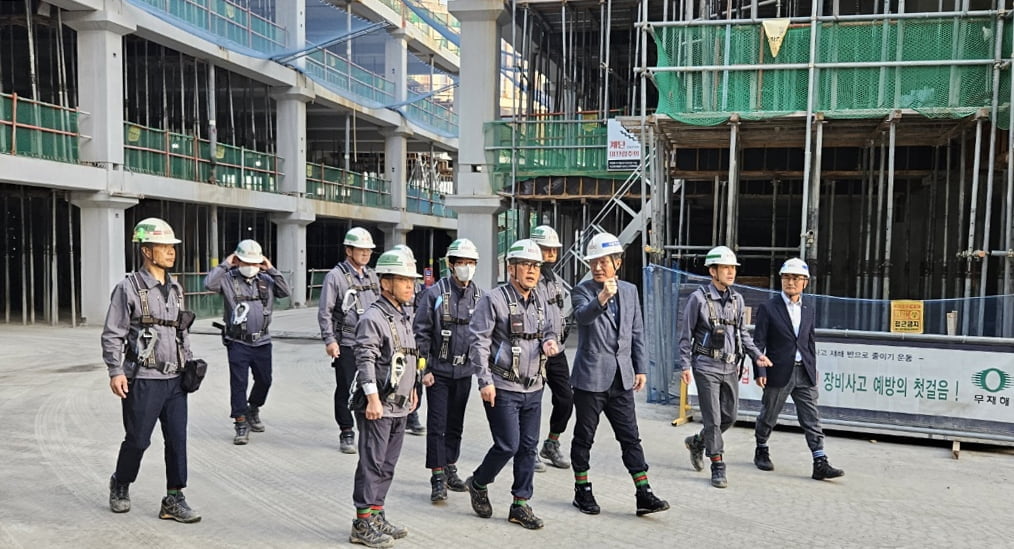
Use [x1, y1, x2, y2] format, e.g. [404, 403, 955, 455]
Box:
[126, 272, 184, 373]
[696, 286, 744, 363]
[229, 272, 272, 341]
[333, 263, 378, 334]
[438, 278, 482, 362]
[490, 285, 547, 385]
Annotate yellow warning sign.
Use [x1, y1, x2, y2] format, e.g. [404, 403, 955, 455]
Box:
[126, 125, 141, 143]
[890, 300, 924, 334]
[762, 19, 791, 58]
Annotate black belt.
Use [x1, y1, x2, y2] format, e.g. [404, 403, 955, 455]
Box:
[490, 363, 541, 388]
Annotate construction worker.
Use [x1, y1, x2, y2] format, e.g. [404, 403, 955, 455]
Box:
[318, 226, 380, 454]
[348, 249, 421, 548]
[531, 225, 571, 471]
[101, 217, 200, 523]
[752, 258, 844, 481]
[413, 238, 484, 503]
[205, 239, 290, 445]
[569, 233, 670, 516]
[466, 239, 561, 530]
[679, 245, 771, 488]
[393, 243, 426, 437]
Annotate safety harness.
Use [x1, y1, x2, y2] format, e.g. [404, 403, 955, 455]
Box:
[225, 271, 271, 343]
[379, 304, 418, 407]
[332, 262, 379, 336]
[488, 285, 546, 388]
[437, 277, 483, 365]
[692, 285, 744, 364]
[125, 272, 186, 375]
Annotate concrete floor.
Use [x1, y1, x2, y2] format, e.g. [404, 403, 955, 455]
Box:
[1, 307, 1011, 548]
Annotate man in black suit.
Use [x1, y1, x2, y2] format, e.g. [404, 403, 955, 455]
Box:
[751, 258, 844, 481]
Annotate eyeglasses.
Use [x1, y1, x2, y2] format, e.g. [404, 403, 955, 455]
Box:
[514, 261, 542, 270]
[781, 275, 807, 282]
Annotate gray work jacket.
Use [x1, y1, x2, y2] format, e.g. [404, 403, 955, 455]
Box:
[537, 269, 569, 338]
[414, 276, 485, 379]
[101, 269, 192, 379]
[355, 296, 418, 417]
[317, 259, 380, 347]
[678, 282, 762, 375]
[205, 264, 290, 346]
[469, 283, 558, 393]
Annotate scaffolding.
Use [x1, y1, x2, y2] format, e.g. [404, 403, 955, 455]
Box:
[635, 0, 1014, 336]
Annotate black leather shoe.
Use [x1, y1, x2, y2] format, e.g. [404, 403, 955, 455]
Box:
[466, 476, 492, 518]
[572, 483, 600, 515]
[635, 486, 670, 515]
[754, 446, 774, 471]
[812, 456, 844, 480]
[430, 475, 447, 503]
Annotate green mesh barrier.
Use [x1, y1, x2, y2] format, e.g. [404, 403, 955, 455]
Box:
[653, 17, 1013, 129]
[0, 93, 78, 162]
[305, 162, 392, 208]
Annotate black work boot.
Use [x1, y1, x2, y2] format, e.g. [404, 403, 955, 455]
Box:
[246, 405, 265, 432]
[349, 517, 394, 548]
[539, 439, 571, 469]
[108, 474, 130, 513]
[445, 464, 466, 492]
[159, 492, 201, 523]
[430, 474, 448, 503]
[508, 503, 544, 529]
[233, 419, 250, 445]
[685, 434, 705, 472]
[406, 412, 426, 436]
[635, 486, 670, 516]
[372, 511, 408, 539]
[465, 476, 492, 518]
[754, 446, 774, 471]
[339, 430, 357, 454]
[572, 483, 600, 515]
[710, 460, 728, 489]
[812, 456, 844, 480]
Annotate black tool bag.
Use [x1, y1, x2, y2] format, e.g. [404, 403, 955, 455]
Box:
[180, 358, 208, 393]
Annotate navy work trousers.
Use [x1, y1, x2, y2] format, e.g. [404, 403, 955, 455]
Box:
[114, 377, 188, 489]
[333, 345, 356, 430]
[472, 388, 542, 500]
[425, 374, 472, 469]
[544, 352, 573, 435]
[227, 341, 273, 418]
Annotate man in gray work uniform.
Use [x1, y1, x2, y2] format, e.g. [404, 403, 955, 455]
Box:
[102, 217, 200, 523]
[205, 239, 290, 445]
[318, 227, 380, 453]
[466, 239, 562, 530]
[348, 249, 421, 549]
[678, 245, 771, 489]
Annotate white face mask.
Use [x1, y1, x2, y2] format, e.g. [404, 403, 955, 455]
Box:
[238, 265, 260, 278]
[454, 264, 476, 283]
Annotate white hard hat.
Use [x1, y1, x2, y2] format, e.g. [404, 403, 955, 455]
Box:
[584, 232, 623, 261]
[704, 245, 740, 266]
[446, 238, 480, 260]
[531, 225, 563, 248]
[234, 239, 264, 264]
[132, 217, 181, 245]
[506, 239, 543, 263]
[375, 249, 422, 278]
[392, 244, 416, 261]
[343, 227, 376, 249]
[779, 257, 810, 278]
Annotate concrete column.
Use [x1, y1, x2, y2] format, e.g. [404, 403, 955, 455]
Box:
[276, 0, 306, 70]
[446, 0, 505, 288]
[382, 126, 412, 212]
[272, 205, 315, 308]
[386, 28, 408, 104]
[272, 82, 315, 195]
[70, 192, 138, 325]
[65, 10, 135, 167]
[382, 225, 411, 249]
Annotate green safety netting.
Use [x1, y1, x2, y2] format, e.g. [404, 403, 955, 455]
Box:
[0, 93, 78, 162]
[653, 17, 1013, 129]
[305, 162, 392, 208]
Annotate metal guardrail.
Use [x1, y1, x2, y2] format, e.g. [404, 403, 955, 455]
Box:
[133, 0, 287, 55]
[0, 93, 82, 163]
[305, 162, 391, 208]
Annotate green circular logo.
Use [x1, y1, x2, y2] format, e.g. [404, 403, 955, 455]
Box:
[971, 368, 1014, 393]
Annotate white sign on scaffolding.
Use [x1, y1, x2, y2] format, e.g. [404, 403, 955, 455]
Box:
[607, 119, 641, 171]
